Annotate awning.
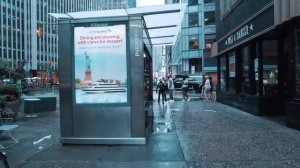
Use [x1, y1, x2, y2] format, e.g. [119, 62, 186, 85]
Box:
[49, 3, 186, 46]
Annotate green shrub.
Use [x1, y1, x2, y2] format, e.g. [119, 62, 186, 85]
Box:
[0, 85, 21, 100]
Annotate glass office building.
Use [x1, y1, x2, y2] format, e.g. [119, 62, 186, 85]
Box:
[0, 0, 132, 82]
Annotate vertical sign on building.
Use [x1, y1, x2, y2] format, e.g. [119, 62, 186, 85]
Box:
[229, 54, 236, 77]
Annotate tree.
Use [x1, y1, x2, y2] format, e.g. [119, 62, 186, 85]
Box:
[0, 59, 11, 78]
[0, 59, 24, 81]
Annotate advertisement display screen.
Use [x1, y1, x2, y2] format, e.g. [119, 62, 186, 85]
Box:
[74, 25, 127, 104]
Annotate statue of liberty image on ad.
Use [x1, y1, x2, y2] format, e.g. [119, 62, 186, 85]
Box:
[83, 52, 93, 85]
[85, 52, 91, 70]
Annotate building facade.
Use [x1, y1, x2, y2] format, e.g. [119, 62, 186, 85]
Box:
[128, 0, 136, 8]
[167, 0, 216, 76]
[214, 0, 300, 130]
[0, 0, 132, 83]
[152, 46, 165, 79]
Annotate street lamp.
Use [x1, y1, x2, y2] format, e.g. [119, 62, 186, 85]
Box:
[47, 61, 53, 89]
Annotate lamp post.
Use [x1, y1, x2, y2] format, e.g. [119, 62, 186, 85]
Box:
[47, 61, 52, 90]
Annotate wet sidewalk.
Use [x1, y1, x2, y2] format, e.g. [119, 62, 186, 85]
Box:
[1, 91, 300, 168]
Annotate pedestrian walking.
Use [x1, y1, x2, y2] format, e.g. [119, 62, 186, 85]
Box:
[162, 78, 168, 103]
[209, 76, 213, 99]
[203, 75, 211, 100]
[168, 74, 175, 102]
[181, 77, 190, 101]
[156, 78, 166, 104]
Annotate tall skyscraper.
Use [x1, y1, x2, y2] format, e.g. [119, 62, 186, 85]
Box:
[0, 0, 131, 82]
[167, 0, 216, 76]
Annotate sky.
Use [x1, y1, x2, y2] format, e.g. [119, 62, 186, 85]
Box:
[136, 0, 165, 7]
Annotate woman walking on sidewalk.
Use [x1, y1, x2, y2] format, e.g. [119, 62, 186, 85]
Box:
[203, 75, 211, 100]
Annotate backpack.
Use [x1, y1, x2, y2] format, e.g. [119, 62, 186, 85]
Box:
[157, 82, 164, 90]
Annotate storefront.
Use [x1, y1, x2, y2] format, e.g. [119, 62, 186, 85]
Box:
[51, 4, 186, 144]
[284, 20, 300, 130]
[215, 0, 300, 130]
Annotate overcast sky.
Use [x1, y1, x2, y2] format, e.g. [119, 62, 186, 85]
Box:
[136, 0, 165, 7]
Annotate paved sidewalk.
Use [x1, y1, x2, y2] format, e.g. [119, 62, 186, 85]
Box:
[1, 91, 300, 168]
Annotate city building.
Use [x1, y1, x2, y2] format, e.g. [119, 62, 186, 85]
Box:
[152, 46, 165, 79]
[128, 0, 136, 8]
[213, 0, 300, 130]
[167, 0, 217, 76]
[0, 0, 134, 84]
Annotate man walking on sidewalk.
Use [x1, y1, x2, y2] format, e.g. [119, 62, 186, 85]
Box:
[156, 78, 167, 104]
[168, 74, 175, 102]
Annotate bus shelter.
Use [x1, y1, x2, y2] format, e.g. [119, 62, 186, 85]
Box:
[50, 4, 186, 145]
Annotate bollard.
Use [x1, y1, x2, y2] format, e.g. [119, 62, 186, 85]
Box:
[0, 152, 10, 168]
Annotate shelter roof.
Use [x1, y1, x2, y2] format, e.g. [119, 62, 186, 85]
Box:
[49, 3, 186, 46]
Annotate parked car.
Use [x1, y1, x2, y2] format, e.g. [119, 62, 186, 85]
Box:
[188, 75, 203, 93]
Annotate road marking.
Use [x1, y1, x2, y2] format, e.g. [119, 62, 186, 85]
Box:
[170, 108, 180, 111]
[204, 110, 217, 113]
[33, 135, 52, 145]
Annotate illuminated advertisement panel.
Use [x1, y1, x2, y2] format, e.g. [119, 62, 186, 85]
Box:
[229, 54, 236, 77]
[74, 25, 127, 104]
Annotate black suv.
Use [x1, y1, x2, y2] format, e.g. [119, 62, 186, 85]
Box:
[173, 74, 188, 90]
[188, 75, 203, 93]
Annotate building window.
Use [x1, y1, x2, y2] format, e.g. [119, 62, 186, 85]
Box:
[262, 40, 278, 96]
[220, 56, 227, 91]
[242, 46, 250, 94]
[204, 0, 214, 3]
[189, 35, 199, 50]
[228, 53, 235, 92]
[189, 13, 199, 27]
[205, 43, 212, 49]
[204, 11, 216, 25]
[220, 0, 240, 17]
[188, 0, 198, 6]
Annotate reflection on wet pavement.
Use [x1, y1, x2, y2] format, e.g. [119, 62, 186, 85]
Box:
[153, 103, 176, 133]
